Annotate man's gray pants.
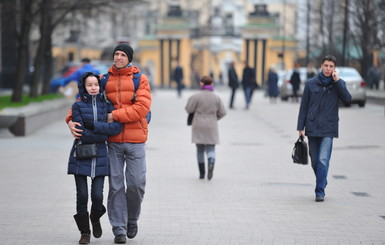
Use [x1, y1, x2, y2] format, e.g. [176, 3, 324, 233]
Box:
[107, 142, 146, 236]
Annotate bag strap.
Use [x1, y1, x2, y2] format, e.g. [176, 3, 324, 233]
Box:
[131, 72, 142, 102]
[100, 73, 110, 89]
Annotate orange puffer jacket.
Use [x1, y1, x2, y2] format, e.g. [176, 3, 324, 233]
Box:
[106, 65, 151, 143]
[65, 65, 151, 143]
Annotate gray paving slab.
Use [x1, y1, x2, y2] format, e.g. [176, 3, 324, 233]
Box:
[0, 88, 385, 245]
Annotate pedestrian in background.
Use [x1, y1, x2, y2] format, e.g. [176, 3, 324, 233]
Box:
[185, 76, 227, 180]
[228, 61, 239, 109]
[267, 67, 279, 103]
[306, 63, 317, 80]
[297, 55, 351, 202]
[290, 63, 301, 102]
[241, 61, 256, 109]
[67, 43, 152, 244]
[67, 72, 122, 244]
[173, 61, 184, 97]
[51, 58, 100, 95]
[367, 64, 381, 90]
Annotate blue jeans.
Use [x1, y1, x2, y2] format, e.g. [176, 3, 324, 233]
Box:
[244, 87, 252, 108]
[196, 144, 215, 163]
[74, 175, 105, 214]
[308, 137, 333, 197]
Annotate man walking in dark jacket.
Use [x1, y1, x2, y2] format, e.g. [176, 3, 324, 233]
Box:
[297, 55, 351, 202]
[173, 62, 184, 97]
[290, 63, 301, 102]
[228, 62, 238, 109]
[241, 61, 256, 109]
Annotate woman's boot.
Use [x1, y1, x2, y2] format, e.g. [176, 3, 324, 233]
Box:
[207, 158, 215, 180]
[90, 206, 106, 238]
[198, 162, 205, 179]
[74, 213, 91, 244]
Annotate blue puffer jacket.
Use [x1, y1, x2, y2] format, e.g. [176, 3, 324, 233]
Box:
[297, 74, 351, 138]
[67, 75, 122, 178]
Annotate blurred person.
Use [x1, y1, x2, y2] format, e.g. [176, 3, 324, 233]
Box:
[290, 63, 301, 102]
[241, 61, 257, 109]
[68, 72, 122, 244]
[297, 55, 351, 202]
[306, 63, 317, 79]
[173, 62, 184, 97]
[185, 76, 227, 180]
[367, 64, 381, 90]
[66, 43, 151, 244]
[228, 61, 239, 109]
[267, 67, 279, 103]
[51, 58, 100, 95]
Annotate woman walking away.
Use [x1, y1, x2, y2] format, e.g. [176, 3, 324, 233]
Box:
[185, 76, 227, 180]
[67, 72, 122, 244]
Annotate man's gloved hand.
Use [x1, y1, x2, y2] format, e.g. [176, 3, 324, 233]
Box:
[84, 121, 94, 130]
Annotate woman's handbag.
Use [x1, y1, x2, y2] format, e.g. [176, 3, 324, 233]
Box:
[291, 136, 308, 165]
[75, 141, 97, 159]
[187, 113, 194, 126]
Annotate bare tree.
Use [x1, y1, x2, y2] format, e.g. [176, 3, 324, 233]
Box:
[349, 0, 385, 77]
[30, 0, 110, 96]
[12, 0, 38, 102]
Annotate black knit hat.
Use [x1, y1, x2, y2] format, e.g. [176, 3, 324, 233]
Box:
[113, 43, 134, 62]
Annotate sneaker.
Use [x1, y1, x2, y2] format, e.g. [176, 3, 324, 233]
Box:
[126, 223, 138, 239]
[315, 196, 324, 202]
[114, 234, 126, 244]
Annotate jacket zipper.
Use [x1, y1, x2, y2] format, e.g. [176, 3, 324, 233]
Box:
[117, 70, 125, 142]
[91, 95, 97, 179]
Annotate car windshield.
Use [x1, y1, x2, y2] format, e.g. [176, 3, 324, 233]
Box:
[338, 68, 361, 78]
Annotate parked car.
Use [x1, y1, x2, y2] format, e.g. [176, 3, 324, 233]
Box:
[278, 67, 317, 101]
[336, 67, 366, 107]
[279, 66, 366, 107]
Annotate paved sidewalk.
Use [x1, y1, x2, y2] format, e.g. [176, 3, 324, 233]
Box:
[0, 88, 385, 245]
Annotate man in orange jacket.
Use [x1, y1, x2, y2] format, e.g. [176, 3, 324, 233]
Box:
[67, 43, 151, 244]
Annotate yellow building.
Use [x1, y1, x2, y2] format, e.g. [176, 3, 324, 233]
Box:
[139, 3, 298, 89]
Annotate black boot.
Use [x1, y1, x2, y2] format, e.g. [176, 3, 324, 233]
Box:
[198, 162, 205, 179]
[90, 206, 106, 238]
[207, 158, 215, 180]
[74, 213, 91, 244]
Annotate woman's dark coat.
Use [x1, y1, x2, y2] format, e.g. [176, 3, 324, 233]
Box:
[267, 71, 279, 97]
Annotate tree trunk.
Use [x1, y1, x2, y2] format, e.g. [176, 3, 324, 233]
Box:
[29, 0, 50, 97]
[0, 1, 17, 90]
[42, 33, 53, 95]
[12, 0, 33, 102]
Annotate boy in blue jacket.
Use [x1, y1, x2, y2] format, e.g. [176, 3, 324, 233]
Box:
[67, 72, 122, 244]
[297, 55, 351, 202]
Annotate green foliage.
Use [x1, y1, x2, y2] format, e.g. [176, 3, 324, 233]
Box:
[0, 94, 64, 110]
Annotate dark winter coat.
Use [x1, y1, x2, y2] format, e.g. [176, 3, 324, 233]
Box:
[267, 71, 279, 97]
[174, 65, 184, 84]
[67, 76, 122, 178]
[290, 69, 301, 91]
[241, 66, 256, 88]
[228, 66, 239, 89]
[297, 75, 351, 138]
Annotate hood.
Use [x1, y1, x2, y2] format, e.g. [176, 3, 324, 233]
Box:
[78, 72, 105, 102]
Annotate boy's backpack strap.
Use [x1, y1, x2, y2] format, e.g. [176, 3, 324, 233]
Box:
[100, 73, 110, 89]
[131, 72, 142, 102]
[133, 72, 141, 92]
[132, 72, 151, 124]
